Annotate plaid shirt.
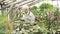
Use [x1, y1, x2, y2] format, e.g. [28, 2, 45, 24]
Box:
[21, 11, 35, 24]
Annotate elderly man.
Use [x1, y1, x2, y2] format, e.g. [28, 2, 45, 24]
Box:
[21, 5, 35, 25]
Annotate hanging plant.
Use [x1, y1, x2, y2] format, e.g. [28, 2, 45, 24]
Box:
[39, 3, 57, 12]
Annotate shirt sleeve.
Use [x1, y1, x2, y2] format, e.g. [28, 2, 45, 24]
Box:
[30, 12, 35, 23]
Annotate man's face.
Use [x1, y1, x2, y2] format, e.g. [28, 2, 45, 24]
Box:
[22, 8, 28, 14]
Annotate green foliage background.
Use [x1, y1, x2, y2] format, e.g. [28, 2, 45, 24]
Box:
[29, 3, 60, 34]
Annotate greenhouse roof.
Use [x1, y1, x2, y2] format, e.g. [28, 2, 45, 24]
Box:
[0, 0, 60, 9]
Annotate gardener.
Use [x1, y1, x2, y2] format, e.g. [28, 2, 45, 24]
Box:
[21, 5, 35, 25]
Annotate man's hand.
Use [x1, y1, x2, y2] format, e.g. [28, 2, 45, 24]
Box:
[14, 18, 25, 21]
[20, 19, 25, 21]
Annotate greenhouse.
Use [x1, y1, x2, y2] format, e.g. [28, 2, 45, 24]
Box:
[0, 0, 60, 34]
